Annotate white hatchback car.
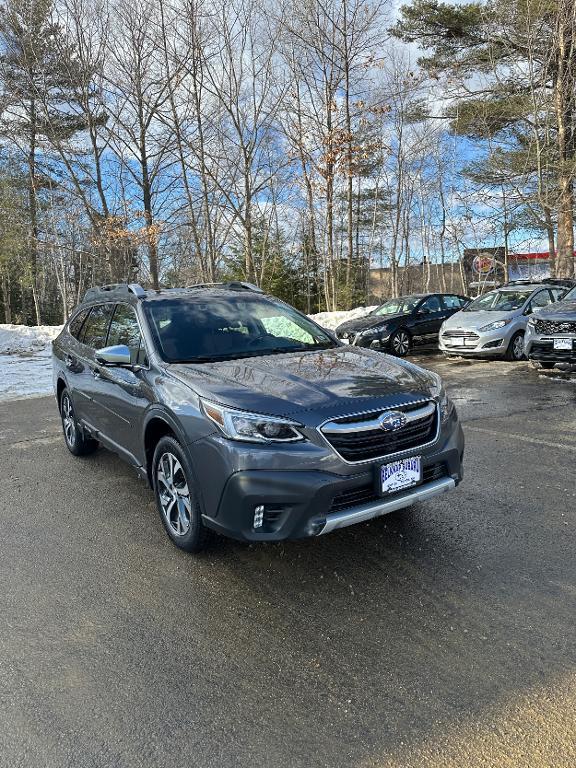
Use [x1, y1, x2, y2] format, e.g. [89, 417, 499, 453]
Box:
[439, 282, 569, 361]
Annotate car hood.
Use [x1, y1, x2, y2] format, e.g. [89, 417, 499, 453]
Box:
[443, 309, 516, 330]
[167, 347, 438, 423]
[530, 300, 576, 319]
[335, 313, 403, 334]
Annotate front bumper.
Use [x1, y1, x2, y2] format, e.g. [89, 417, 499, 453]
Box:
[197, 419, 464, 542]
[525, 337, 576, 365]
[439, 327, 513, 357]
[337, 331, 392, 350]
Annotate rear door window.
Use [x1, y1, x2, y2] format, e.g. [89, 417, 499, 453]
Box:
[80, 304, 115, 350]
[442, 295, 465, 310]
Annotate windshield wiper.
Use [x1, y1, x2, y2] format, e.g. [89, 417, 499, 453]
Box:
[169, 342, 336, 364]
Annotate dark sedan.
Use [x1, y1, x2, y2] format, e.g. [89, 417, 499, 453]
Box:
[335, 293, 470, 356]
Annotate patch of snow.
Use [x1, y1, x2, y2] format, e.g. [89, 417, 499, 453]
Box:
[0, 324, 63, 402]
[309, 306, 377, 331]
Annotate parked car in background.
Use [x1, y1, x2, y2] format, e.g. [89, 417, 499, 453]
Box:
[52, 282, 464, 553]
[525, 284, 576, 368]
[439, 281, 570, 361]
[334, 293, 470, 357]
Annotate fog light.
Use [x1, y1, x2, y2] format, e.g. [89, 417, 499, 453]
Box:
[253, 505, 265, 528]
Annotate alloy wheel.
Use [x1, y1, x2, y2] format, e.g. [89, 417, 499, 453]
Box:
[156, 452, 192, 536]
[512, 334, 525, 360]
[61, 394, 76, 447]
[392, 331, 410, 356]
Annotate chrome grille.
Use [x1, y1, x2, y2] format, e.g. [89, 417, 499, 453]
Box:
[535, 319, 576, 335]
[441, 330, 480, 340]
[320, 401, 438, 463]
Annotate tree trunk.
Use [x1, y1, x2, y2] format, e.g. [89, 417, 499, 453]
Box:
[28, 97, 41, 326]
[1, 271, 11, 324]
[554, 0, 576, 278]
[141, 148, 159, 290]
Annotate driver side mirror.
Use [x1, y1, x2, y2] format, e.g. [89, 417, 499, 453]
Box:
[95, 344, 132, 367]
[418, 306, 431, 315]
[523, 305, 533, 316]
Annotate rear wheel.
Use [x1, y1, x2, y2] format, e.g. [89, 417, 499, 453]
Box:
[59, 389, 98, 456]
[506, 331, 525, 361]
[390, 329, 411, 357]
[152, 436, 211, 553]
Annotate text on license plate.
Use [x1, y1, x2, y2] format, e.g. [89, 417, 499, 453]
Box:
[553, 338, 573, 350]
[380, 456, 421, 495]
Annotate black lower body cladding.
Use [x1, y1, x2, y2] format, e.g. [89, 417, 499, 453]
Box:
[193, 417, 464, 542]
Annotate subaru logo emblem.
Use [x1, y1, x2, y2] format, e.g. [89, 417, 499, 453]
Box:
[379, 411, 407, 431]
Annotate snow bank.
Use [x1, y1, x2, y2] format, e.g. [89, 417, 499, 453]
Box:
[309, 306, 377, 331]
[0, 324, 62, 355]
[0, 324, 63, 402]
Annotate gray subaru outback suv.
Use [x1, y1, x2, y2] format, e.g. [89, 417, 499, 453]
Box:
[52, 282, 464, 552]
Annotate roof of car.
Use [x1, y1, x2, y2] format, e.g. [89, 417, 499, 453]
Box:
[81, 281, 265, 305]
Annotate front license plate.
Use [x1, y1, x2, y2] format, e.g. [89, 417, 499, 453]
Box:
[380, 456, 421, 495]
[553, 338, 573, 350]
[340, 337, 350, 344]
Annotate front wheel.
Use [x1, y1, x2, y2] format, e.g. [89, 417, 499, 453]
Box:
[390, 330, 411, 357]
[152, 436, 211, 553]
[506, 331, 525, 361]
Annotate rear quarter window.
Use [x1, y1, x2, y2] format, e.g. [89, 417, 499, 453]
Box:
[68, 309, 90, 339]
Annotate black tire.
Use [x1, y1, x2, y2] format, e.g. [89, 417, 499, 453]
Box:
[152, 435, 211, 553]
[539, 361, 556, 369]
[59, 389, 99, 456]
[390, 329, 411, 357]
[505, 331, 525, 361]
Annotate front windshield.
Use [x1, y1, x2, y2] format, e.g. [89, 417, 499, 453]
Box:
[463, 290, 532, 312]
[144, 294, 337, 363]
[372, 296, 421, 316]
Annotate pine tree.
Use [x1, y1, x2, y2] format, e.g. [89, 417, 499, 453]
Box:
[393, 0, 576, 278]
[0, 0, 87, 323]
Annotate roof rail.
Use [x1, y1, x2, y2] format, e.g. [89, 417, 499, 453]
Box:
[82, 283, 146, 303]
[541, 277, 576, 287]
[184, 281, 264, 294]
[501, 279, 538, 286]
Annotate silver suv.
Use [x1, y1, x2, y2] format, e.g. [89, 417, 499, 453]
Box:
[52, 282, 464, 553]
[439, 282, 568, 361]
[525, 285, 576, 368]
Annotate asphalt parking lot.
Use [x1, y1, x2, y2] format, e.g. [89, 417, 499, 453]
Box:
[1, 354, 575, 768]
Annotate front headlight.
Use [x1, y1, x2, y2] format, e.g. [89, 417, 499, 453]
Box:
[361, 325, 386, 337]
[426, 372, 455, 422]
[478, 318, 512, 332]
[201, 399, 305, 443]
[439, 389, 455, 423]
